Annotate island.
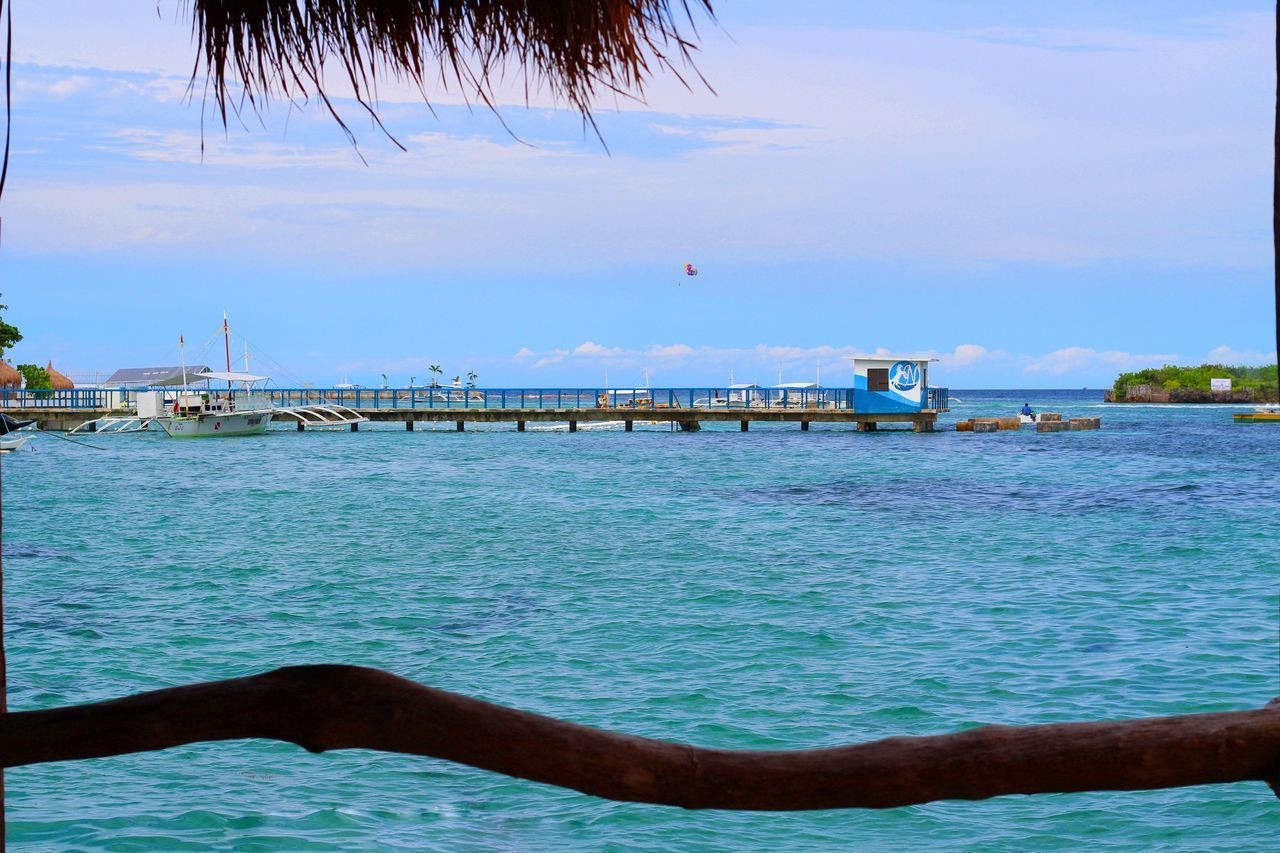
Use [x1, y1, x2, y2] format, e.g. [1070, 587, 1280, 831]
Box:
[1106, 363, 1278, 403]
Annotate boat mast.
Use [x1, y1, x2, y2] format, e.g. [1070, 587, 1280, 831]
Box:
[222, 311, 233, 398]
[179, 334, 187, 413]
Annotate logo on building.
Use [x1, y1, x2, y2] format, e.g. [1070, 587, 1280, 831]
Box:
[889, 361, 920, 392]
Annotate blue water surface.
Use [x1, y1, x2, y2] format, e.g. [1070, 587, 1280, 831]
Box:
[2, 390, 1277, 849]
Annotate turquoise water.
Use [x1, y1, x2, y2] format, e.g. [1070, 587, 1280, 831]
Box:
[2, 391, 1277, 850]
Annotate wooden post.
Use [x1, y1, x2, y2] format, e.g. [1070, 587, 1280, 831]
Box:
[801, 421, 810, 431]
[296, 421, 304, 431]
[858, 421, 877, 432]
[625, 420, 632, 432]
[569, 421, 577, 433]
[456, 421, 464, 432]
[740, 420, 749, 432]
[517, 420, 525, 432]
[405, 419, 414, 431]
[349, 423, 358, 432]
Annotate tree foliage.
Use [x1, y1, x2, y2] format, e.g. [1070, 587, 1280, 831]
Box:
[0, 293, 22, 357]
[15, 364, 51, 390]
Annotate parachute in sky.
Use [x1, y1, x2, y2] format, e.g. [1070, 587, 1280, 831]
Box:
[684, 263, 698, 277]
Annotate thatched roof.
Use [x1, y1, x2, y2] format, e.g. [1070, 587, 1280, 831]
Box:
[46, 360, 74, 390]
[0, 360, 21, 387]
[189, 1, 715, 143]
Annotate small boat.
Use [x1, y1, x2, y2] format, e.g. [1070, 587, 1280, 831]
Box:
[0, 414, 35, 452]
[769, 382, 826, 409]
[694, 383, 762, 409]
[1233, 405, 1280, 423]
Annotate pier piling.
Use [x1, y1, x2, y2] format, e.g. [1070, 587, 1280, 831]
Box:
[350, 423, 358, 432]
[406, 419, 414, 431]
[517, 420, 525, 432]
[456, 421, 465, 432]
[296, 421, 304, 432]
[569, 421, 578, 433]
[801, 421, 810, 431]
[741, 420, 749, 432]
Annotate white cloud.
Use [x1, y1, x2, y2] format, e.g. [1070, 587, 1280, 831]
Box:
[1023, 347, 1178, 375]
[1206, 345, 1277, 364]
[5, 10, 1271, 273]
[573, 341, 624, 357]
[940, 343, 1009, 368]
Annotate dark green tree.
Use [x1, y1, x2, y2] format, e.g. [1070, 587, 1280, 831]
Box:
[15, 363, 50, 390]
[0, 294, 22, 358]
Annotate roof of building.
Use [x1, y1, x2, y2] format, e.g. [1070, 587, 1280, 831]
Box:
[0, 359, 21, 386]
[46, 361, 75, 390]
[104, 365, 213, 386]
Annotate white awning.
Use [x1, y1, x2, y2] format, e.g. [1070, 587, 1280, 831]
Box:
[189, 371, 269, 383]
[774, 382, 819, 389]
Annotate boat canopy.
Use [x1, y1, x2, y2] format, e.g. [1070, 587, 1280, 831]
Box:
[729, 383, 760, 389]
[774, 382, 819, 389]
[190, 371, 269, 383]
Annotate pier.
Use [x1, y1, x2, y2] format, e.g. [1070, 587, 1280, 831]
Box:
[0, 385, 949, 433]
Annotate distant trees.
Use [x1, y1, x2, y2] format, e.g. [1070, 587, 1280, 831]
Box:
[466, 371, 478, 389]
[429, 364, 442, 387]
[1112, 363, 1278, 397]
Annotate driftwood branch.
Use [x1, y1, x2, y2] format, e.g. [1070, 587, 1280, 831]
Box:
[0, 665, 1277, 810]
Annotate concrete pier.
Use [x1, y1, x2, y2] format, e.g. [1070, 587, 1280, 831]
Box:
[8, 406, 944, 434]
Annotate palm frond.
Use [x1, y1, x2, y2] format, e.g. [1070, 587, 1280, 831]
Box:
[185, 1, 716, 146]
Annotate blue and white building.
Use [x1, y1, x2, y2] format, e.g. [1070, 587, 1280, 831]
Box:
[846, 357, 945, 413]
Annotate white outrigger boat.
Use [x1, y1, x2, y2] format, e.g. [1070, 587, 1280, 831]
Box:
[143, 372, 275, 437]
[138, 316, 276, 438]
[0, 414, 35, 452]
[694, 383, 763, 409]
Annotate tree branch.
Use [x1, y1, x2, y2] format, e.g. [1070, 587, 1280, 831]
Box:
[1, 665, 1277, 810]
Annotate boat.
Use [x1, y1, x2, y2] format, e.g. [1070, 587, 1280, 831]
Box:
[146, 373, 275, 437]
[769, 382, 826, 409]
[146, 315, 275, 437]
[694, 383, 762, 409]
[1233, 404, 1280, 423]
[0, 414, 34, 452]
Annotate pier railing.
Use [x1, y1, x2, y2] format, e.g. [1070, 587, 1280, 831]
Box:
[0, 387, 951, 412]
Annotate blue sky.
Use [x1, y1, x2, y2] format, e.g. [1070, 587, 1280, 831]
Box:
[1, 0, 1275, 388]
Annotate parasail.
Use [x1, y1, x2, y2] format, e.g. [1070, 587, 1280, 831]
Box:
[684, 263, 698, 276]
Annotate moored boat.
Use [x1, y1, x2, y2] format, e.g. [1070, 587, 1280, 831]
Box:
[1232, 405, 1280, 423]
[146, 314, 275, 437]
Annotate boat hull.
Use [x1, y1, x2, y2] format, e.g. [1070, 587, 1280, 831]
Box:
[157, 412, 272, 437]
[0, 434, 32, 452]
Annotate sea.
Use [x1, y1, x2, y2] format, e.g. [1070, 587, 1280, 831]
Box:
[1, 389, 1276, 850]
